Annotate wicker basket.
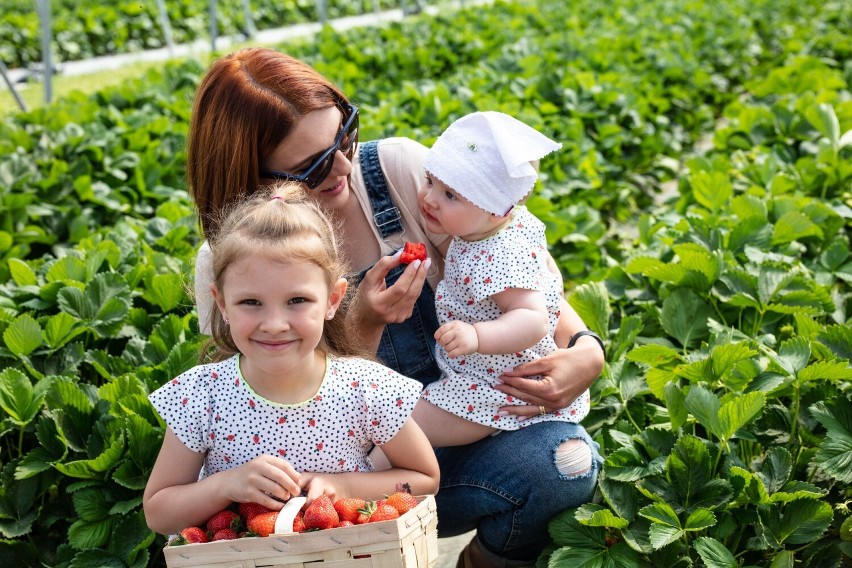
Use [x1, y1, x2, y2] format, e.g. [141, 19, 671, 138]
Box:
[163, 495, 438, 568]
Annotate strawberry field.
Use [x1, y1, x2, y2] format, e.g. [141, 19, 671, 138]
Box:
[0, 0, 850, 566]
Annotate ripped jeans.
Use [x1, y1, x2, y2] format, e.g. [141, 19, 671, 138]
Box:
[434, 422, 602, 566]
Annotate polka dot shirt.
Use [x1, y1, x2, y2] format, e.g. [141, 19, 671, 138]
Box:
[149, 355, 422, 476]
[422, 206, 591, 428]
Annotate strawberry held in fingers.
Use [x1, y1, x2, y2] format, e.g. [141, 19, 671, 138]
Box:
[399, 242, 427, 264]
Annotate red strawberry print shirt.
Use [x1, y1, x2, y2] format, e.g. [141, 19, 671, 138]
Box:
[421, 206, 590, 429]
[149, 355, 421, 476]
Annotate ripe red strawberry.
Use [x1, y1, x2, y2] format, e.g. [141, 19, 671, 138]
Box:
[303, 495, 339, 530]
[399, 242, 427, 264]
[177, 526, 209, 544]
[212, 528, 239, 541]
[247, 511, 279, 537]
[292, 512, 306, 533]
[369, 503, 400, 523]
[239, 502, 273, 522]
[337, 520, 355, 528]
[334, 497, 367, 524]
[385, 491, 418, 515]
[206, 509, 241, 534]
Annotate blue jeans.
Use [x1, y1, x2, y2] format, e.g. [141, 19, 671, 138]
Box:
[366, 265, 602, 564]
[434, 423, 601, 565]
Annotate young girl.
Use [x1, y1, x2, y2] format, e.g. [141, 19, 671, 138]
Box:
[143, 182, 439, 536]
[411, 111, 594, 447]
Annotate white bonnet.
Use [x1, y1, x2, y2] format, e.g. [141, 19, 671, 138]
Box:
[423, 111, 561, 216]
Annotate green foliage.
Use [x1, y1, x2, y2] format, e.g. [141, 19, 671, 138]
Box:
[0, 0, 398, 68]
[0, 0, 850, 566]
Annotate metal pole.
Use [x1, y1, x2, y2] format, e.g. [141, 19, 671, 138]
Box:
[155, 0, 176, 57]
[209, 0, 218, 52]
[35, 0, 53, 103]
[242, 0, 256, 38]
[401, 0, 410, 16]
[316, 0, 327, 25]
[0, 60, 27, 112]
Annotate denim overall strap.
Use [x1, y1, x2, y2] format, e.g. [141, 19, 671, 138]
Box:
[359, 140, 403, 238]
[355, 140, 440, 387]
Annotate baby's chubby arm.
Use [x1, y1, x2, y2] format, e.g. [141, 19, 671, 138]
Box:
[436, 288, 549, 357]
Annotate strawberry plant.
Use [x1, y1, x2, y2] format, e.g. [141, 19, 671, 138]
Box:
[0, 0, 850, 566]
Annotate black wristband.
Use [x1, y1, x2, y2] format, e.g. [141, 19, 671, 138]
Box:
[567, 330, 606, 359]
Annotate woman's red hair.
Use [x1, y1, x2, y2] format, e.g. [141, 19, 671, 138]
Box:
[187, 47, 349, 239]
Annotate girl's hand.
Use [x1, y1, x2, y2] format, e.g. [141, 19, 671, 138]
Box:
[299, 473, 343, 504]
[222, 455, 302, 509]
[435, 321, 478, 357]
[493, 336, 604, 415]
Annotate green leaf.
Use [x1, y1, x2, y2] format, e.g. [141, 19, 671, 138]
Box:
[759, 499, 833, 545]
[666, 435, 711, 509]
[68, 549, 126, 568]
[769, 550, 795, 568]
[710, 342, 758, 379]
[43, 312, 86, 350]
[694, 536, 737, 568]
[775, 336, 810, 374]
[691, 170, 732, 213]
[805, 103, 840, 146]
[639, 502, 680, 528]
[684, 386, 722, 439]
[758, 447, 792, 494]
[684, 508, 716, 531]
[143, 273, 185, 312]
[717, 391, 765, 441]
[548, 508, 606, 548]
[664, 382, 687, 430]
[0, 368, 45, 426]
[627, 344, 683, 368]
[575, 503, 630, 529]
[68, 517, 113, 550]
[568, 281, 611, 338]
[73, 487, 111, 521]
[648, 523, 682, 549]
[661, 289, 712, 349]
[771, 211, 822, 246]
[8, 259, 37, 286]
[810, 398, 852, 483]
[797, 360, 852, 383]
[3, 314, 43, 356]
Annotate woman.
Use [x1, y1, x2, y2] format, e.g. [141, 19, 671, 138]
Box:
[188, 47, 604, 568]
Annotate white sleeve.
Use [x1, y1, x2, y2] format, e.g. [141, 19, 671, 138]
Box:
[195, 241, 214, 335]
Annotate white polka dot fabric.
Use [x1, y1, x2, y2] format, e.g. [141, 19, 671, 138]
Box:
[422, 206, 591, 428]
[149, 355, 422, 476]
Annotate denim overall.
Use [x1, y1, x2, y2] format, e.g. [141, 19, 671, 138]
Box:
[354, 141, 441, 387]
[356, 141, 600, 567]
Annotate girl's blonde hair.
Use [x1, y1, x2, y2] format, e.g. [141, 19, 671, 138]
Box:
[203, 182, 369, 362]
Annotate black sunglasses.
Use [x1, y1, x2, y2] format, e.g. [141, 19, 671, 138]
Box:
[260, 104, 359, 190]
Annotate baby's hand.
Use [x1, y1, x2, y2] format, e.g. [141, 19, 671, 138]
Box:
[435, 321, 479, 358]
[221, 455, 302, 509]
